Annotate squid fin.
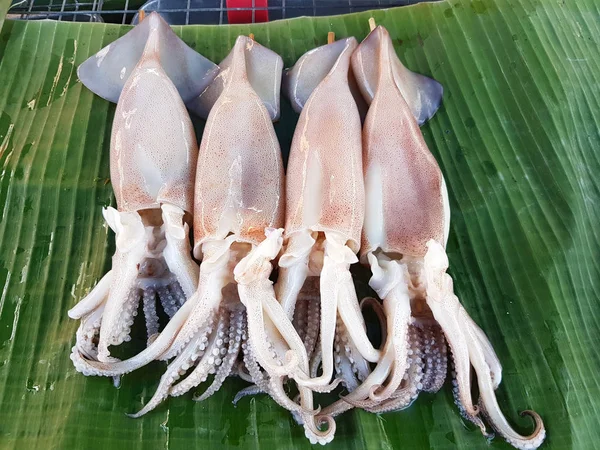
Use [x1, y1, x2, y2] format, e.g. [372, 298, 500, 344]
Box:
[283, 38, 363, 113]
[351, 25, 443, 125]
[78, 12, 218, 103]
[188, 35, 283, 120]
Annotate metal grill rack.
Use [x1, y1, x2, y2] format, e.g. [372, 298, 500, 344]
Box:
[8, 0, 428, 25]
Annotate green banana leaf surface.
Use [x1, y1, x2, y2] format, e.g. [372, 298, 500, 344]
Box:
[0, 0, 598, 448]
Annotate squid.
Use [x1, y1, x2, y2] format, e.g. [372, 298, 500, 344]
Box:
[69, 13, 217, 363]
[320, 23, 546, 450]
[71, 35, 333, 445]
[277, 36, 379, 391]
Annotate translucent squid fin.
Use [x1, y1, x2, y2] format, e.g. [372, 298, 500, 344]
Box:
[78, 12, 218, 103]
[281, 38, 358, 113]
[187, 35, 283, 121]
[351, 25, 443, 125]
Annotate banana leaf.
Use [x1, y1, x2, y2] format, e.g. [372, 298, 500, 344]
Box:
[0, 0, 598, 448]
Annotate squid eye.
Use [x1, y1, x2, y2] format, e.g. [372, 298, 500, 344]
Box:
[138, 258, 168, 278]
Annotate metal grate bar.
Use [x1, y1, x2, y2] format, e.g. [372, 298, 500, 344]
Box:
[9, 0, 432, 24]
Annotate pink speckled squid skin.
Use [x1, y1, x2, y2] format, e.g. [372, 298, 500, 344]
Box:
[285, 37, 364, 252]
[110, 29, 197, 215]
[193, 36, 285, 253]
[354, 31, 445, 258]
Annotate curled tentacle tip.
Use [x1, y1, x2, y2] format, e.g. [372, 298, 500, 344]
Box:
[518, 410, 546, 442]
[305, 414, 336, 445]
[126, 412, 143, 419]
[367, 384, 386, 402]
[520, 409, 543, 423]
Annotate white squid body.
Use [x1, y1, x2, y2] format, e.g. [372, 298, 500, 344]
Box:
[277, 37, 380, 399]
[321, 25, 545, 450]
[69, 13, 217, 364]
[70, 35, 329, 444]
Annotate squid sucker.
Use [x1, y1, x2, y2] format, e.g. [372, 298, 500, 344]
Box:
[318, 23, 545, 450]
[69, 12, 217, 364]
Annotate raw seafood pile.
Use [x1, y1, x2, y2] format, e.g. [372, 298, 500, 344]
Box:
[70, 13, 546, 449]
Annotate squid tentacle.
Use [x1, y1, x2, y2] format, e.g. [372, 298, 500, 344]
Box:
[313, 255, 340, 385]
[265, 291, 340, 393]
[319, 258, 412, 418]
[142, 288, 160, 344]
[303, 413, 336, 446]
[159, 238, 235, 361]
[292, 299, 309, 344]
[234, 360, 254, 384]
[425, 239, 545, 447]
[239, 331, 270, 397]
[127, 316, 216, 418]
[161, 203, 198, 298]
[68, 270, 113, 320]
[72, 303, 106, 362]
[449, 355, 489, 434]
[363, 256, 412, 402]
[310, 347, 323, 379]
[233, 385, 264, 405]
[419, 323, 447, 394]
[193, 309, 244, 402]
[237, 325, 315, 417]
[240, 305, 334, 444]
[169, 311, 227, 397]
[322, 339, 398, 418]
[157, 285, 178, 318]
[350, 324, 424, 412]
[241, 336, 303, 414]
[276, 230, 316, 317]
[70, 241, 232, 377]
[360, 296, 387, 344]
[326, 232, 380, 364]
[303, 296, 321, 362]
[334, 319, 370, 392]
[95, 207, 147, 362]
[235, 228, 302, 378]
[466, 317, 503, 389]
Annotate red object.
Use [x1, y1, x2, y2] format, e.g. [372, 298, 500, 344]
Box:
[227, 0, 269, 23]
